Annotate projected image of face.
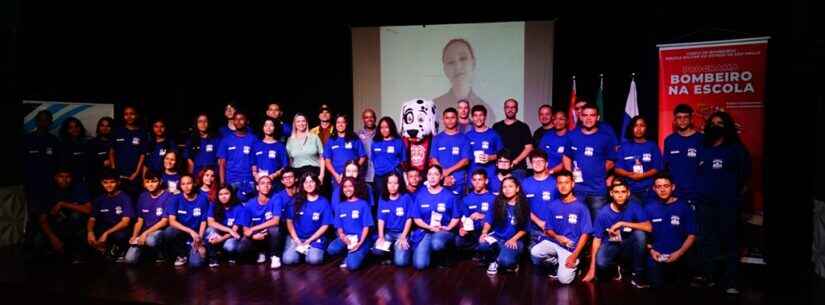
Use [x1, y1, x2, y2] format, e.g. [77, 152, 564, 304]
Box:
[434, 39, 493, 124]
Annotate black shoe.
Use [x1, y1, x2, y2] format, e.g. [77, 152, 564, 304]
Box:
[630, 273, 650, 289]
[690, 276, 716, 288]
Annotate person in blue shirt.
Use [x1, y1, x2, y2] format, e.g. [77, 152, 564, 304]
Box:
[563, 103, 617, 221]
[24, 110, 60, 210]
[371, 173, 414, 267]
[371, 117, 406, 204]
[522, 150, 558, 248]
[489, 149, 516, 196]
[614, 116, 662, 204]
[645, 173, 697, 289]
[529, 170, 592, 285]
[330, 161, 375, 212]
[204, 185, 246, 268]
[86, 171, 133, 262]
[124, 171, 173, 265]
[283, 172, 333, 266]
[88, 117, 114, 196]
[162, 174, 209, 268]
[197, 167, 218, 203]
[455, 169, 496, 254]
[185, 113, 221, 176]
[218, 102, 254, 139]
[430, 108, 472, 196]
[160, 150, 182, 195]
[411, 165, 461, 270]
[695, 111, 751, 294]
[110, 105, 147, 197]
[218, 111, 257, 201]
[265, 102, 293, 141]
[58, 117, 90, 184]
[238, 175, 284, 269]
[252, 118, 289, 192]
[582, 179, 652, 288]
[572, 96, 618, 141]
[537, 108, 571, 174]
[663, 104, 703, 204]
[327, 177, 374, 271]
[144, 118, 176, 175]
[324, 114, 367, 187]
[33, 168, 92, 263]
[466, 105, 503, 182]
[478, 176, 529, 275]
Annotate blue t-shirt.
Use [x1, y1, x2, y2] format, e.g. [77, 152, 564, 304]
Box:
[145, 138, 176, 173]
[377, 194, 413, 234]
[565, 128, 618, 194]
[92, 191, 134, 228]
[489, 174, 518, 196]
[484, 204, 525, 240]
[697, 143, 750, 203]
[663, 132, 703, 199]
[217, 132, 257, 183]
[333, 199, 374, 236]
[218, 125, 254, 140]
[615, 141, 662, 195]
[431, 131, 472, 191]
[161, 172, 181, 194]
[23, 132, 60, 188]
[323, 136, 367, 175]
[239, 196, 282, 228]
[185, 136, 221, 175]
[543, 198, 593, 250]
[645, 199, 697, 254]
[168, 193, 210, 231]
[252, 140, 289, 177]
[412, 188, 460, 227]
[207, 203, 246, 228]
[538, 131, 571, 170]
[592, 201, 649, 240]
[285, 196, 333, 244]
[461, 191, 495, 229]
[466, 128, 504, 180]
[371, 138, 407, 176]
[111, 127, 148, 176]
[521, 175, 558, 233]
[136, 190, 173, 229]
[272, 189, 295, 217]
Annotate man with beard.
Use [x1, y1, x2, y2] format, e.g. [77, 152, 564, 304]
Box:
[492, 99, 533, 179]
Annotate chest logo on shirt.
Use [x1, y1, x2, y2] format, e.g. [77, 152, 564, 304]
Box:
[568, 214, 578, 224]
[345, 142, 353, 149]
[557, 146, 565, 154]
[437, 146, 446, 151]
[116, 138, 125, 143]
[265, 211, 273, 219]
[115, 206, 123, 215]
[712, 159, 724, 169]
[132, 137, 140, 145]
[526, 193, 535, 198]
[352, 210, 360, 219]
[205, 144, 214, 152]
[395, 207, 405, 216]
[421, 204, 431, 208]
[45, 147, 53, 155]
[555, 215, 563, 219]
[481, 141, 490, 150]
[159, 148, 167, 156]
[481, 202, 489, 211]
[451, 147, 460, 156]
[193, 208, 202, 217]
[670, 215, 681, 226]
[387, 146, 395, 154]
[542, 191, 551, 201]
[228, 146, 236, 151]
[100, 209, 110, 213]
[670, 150, 680, 155]
[312, 212, 320, 221]
[510, 214, 517, 225]
[687, 148, 697, 158]
[156, 207, 163, 216]
[584, 147, 594, 157]
[437, 203, 446, 213]
[243, 146, 250, 154]
[642, 153, 652, 162]
[652, 218, 663, 223]
[179, 210, 188, 215]
[268, 150, 277, 159]
[227, 218, 235, 226]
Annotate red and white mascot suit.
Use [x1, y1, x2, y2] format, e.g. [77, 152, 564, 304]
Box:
[400, 99, 439, 173]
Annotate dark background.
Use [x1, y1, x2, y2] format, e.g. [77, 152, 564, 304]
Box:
[4, 1, 823, 300]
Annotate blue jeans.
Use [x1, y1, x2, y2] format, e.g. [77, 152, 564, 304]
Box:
[595, 230, 647, 276]
[477, 239, 524, 269]
[370, 232, 412, 267]
[161, 227, 205, 267]
[204, 228, 246, 261]
[94, 225, 129, 256]
[326, 234, 373, 271]
[282, 237, 325, 265]
[412, 231, 454, 270]
[124, 230, 164, 264]
[576, 191, 608, 222]
[454, 230, 480, 251]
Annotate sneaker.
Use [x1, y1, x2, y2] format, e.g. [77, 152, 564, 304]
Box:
[155, 257, 167, 264]
[487, 262, 498, 275]
[227, 259, 237, 265]
[339, 263, 348, 269]
[270, 256, 281, 269]
[630, 273, 650, 289]
[690, 276, 716, 288]
[208, 259, 219, 268]
[725, 287, 740, 295]
[256, 253, 267, 264]
[174, 256, 188, 267]
[614, 265, 623, 281]
[115, 256, 126, 263]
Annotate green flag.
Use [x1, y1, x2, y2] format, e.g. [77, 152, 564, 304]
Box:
[596, 74, 605, 116]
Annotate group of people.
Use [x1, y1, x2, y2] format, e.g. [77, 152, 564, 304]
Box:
[23, 97, 750, 294]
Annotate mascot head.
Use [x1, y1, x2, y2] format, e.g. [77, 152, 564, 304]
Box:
[400, 98, 438, 140]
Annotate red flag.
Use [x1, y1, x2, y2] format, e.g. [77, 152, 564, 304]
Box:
[568, 76, 577, 130]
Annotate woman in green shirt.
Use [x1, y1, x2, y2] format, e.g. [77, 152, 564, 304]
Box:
[287, 113, 326, 186]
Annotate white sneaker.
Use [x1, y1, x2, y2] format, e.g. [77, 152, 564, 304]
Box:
[208, 260, 219, 268]
[487, 262, 498, 275]
[725, 287, 740, 295]
[512, 264, 520, 273]
[228, 259, 237, 265]
[174, 256, 188, 267]
[270, 256, 281, 269]
[256, 253, 267, 264]
[339, 263, 347, 269]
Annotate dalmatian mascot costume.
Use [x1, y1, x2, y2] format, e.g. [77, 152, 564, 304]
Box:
[400, 99, 438, 173]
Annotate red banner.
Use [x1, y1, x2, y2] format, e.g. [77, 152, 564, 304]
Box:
[658, 38, 767, 213]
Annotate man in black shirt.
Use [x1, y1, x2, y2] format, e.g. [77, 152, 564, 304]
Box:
[533, 104, 554, 146]
[492, 98, 533, 179]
